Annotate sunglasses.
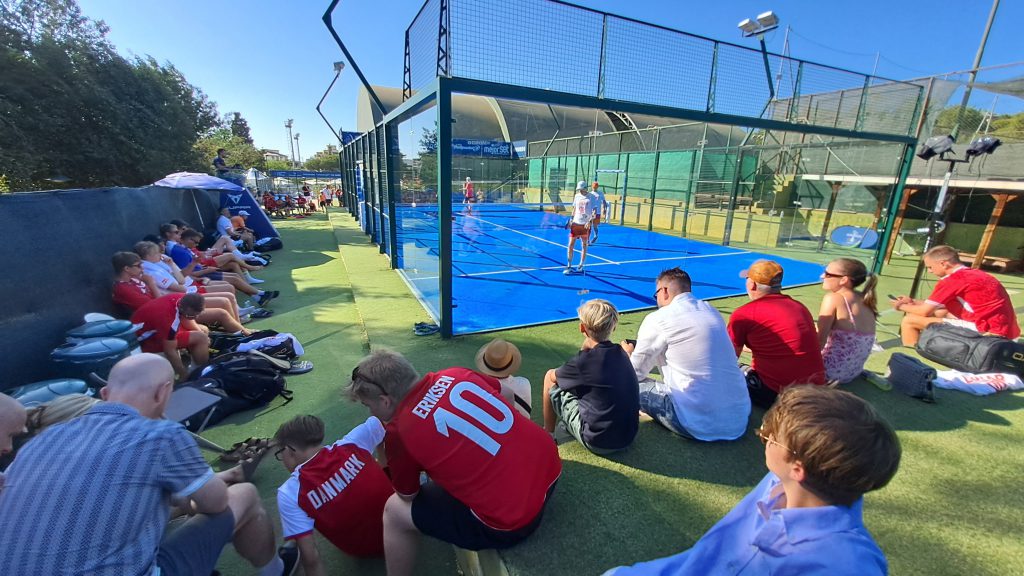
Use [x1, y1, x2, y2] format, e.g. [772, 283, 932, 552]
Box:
[351, 366, 387, 395]
[755, 427, 797, 456]
[652, 286, 667, 300]
[821, 271, 845, 279]
[274, 444, 294, 461]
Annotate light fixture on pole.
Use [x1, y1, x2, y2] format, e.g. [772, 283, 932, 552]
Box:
[317, 61, 346, 146]
[285, 119, 296, 166]
[737, 11, 780, 137]
[294, 133, 302, 166]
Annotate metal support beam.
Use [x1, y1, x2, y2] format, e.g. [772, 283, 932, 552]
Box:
[322, 0, 388, 115]
[437, 0, 450, 77]
[437, 79, 454, 338]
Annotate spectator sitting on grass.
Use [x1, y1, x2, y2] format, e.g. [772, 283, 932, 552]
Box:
[111, 251, 256, 332]
[542, 299, 639, 454]
[178, 230, 272, 309]
[131, 293, 210, 381]
[621, 267, 750, 441]
[274, 414, 395, 574]
[0, 354, 297, 576]
[217, 207, 255, 252]
[346, 349, 561, 576]
[604, 385, 901, 576]
[163, 222, 265, 284]
[474, 339, 532, 417]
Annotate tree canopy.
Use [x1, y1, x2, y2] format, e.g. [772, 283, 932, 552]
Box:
[0, 0, 226, 191]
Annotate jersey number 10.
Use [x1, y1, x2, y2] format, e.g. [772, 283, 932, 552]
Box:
[433, 381, 514, 456]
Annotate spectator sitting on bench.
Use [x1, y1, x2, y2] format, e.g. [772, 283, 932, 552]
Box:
[474, 339, 532, 418]
[112, 251, 255, 332]
[347, 349, 561, 576]
[605, 385, 901, 576]
[0, 353, 296, 576]
[274, 414, 394, 574]
[173, 218, 262, 265]
[893, 244, 1020, 346]
[542, 299, 639, 454]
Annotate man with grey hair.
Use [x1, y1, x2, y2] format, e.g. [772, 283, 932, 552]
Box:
[622, 267, 751, 440]
[346, 349, 561, 576]
[542, 299, 639, 454]
[728, 260, 825, 408]
[0, 354, 296, 576]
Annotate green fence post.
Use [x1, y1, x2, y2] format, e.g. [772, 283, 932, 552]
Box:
[647, 151, 660, 232]
[722, 148, 745, 246]
[872, 143, 915, 274]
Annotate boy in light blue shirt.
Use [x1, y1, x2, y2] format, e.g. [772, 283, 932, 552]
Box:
[605, 385, 901, 576]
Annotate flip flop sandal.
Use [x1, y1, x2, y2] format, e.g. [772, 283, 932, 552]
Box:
[239, 444, 271, 482]
[287, 360, 314, 375]
[415, 325, 440, 336]
[220, 437, 273, 463]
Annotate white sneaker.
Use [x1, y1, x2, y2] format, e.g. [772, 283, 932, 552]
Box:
[247, 276, 265, 284]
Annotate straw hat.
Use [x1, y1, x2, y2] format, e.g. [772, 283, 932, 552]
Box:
[475, 339, 522, 379]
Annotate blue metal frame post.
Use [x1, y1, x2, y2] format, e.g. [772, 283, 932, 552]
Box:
[385, 122, 400, 268]
[437, 79, 454, 338]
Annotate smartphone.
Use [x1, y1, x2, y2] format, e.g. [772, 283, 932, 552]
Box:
[887, 294, 899, 301]
[625, 339, 637, 346]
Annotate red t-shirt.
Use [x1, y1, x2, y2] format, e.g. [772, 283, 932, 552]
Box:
[385, 368, 561, 530]
[927, 267, 1020, 339]
[464, 182, 474, 200]
[279, 442, 393, 556]
[728, 294, 826, 392]
[131, 294, 184, 353]
[112, 278, 155, 311]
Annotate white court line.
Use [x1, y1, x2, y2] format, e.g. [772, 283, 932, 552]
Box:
[461, 212, 618, 264]
[414, 250, 750, 280]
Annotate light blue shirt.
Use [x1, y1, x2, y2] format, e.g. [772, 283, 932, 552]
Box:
[606, 473, 888, 576]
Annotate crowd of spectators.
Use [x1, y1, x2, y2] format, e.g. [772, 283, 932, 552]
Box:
[0, 233, 1018, 575]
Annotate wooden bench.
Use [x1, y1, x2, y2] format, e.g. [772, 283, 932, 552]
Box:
[958, 253, 1022, 273]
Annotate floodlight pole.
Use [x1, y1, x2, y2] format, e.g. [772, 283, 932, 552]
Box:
[317, 62, 347, 189]
[907, 155, 969, 298]
[950, 0, 999, 142]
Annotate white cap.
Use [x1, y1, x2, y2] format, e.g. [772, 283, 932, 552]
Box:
[576, 180, 587, 191]
[237, 210, 250, 216]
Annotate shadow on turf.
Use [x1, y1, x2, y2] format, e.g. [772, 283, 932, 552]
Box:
[848, 379, 1024, 433]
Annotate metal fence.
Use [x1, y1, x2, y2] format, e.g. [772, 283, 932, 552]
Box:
[403, 0, 922, 137]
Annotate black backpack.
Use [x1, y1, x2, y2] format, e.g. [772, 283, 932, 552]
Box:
[916, 324, 1024, 376]
[209, 330, 298, 362]
[192, 354, 292, 407]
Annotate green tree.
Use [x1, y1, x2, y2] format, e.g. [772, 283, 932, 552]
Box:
[932, 105, 986, 142]
[265, 159, 291, 172]
[303, 144, 340, 172]
[417, 126, 438, 188]
[228, 112, 254, 144]
[0, 0, 221, 190]
[989, 111, 1024, 143]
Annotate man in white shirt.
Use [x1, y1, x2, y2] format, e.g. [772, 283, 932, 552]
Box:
[565, 181, 593, 275]
[621, 267, 751, 441]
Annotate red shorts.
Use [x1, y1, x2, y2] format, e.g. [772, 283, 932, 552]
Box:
[464, 195, 476, 203]
[141, 330, 191, 354]
[569, 224, 589, 239]
[200, 258, 218, 268]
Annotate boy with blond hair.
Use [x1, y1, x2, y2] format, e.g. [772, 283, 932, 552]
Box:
[542, 299, 639, 454]
[605, 385, 901, 575]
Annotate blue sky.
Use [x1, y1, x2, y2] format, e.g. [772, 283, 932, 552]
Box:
[77, 0, 1022, 160]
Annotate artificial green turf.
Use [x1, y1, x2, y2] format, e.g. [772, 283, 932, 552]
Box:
[214, 210, 1024, 575]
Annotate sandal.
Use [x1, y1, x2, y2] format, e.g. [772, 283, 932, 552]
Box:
[414, 324, 440, 336]
[250, 308, 274, 319]
[239, 443, 272, 482]
[220, 437, 273, 463]
[287, 360, 314, 375]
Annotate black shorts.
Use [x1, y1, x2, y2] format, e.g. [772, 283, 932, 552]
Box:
[410, 480, 556, 551]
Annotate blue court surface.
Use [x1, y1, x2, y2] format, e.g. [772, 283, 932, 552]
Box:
[394, 204, 825, 335]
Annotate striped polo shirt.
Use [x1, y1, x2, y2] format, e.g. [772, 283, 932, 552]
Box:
[0, 403, 213, 575]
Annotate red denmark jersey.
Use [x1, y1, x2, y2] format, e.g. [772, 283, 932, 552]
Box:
[385, 368, 562, 530]
[112, 278, 155, 311]
[927, 267, 1020, 339]
[277, 417, 393, 557]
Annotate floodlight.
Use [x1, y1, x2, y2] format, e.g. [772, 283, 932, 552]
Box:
[966, 136, 1001, 157]
[756, 11, 779, 28]
[333, 61, 346, 73]
[916, 135, 955, 160]
[738, 18, 760, 35]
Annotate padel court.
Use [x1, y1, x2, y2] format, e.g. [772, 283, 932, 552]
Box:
[394, 203, 825, 334]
